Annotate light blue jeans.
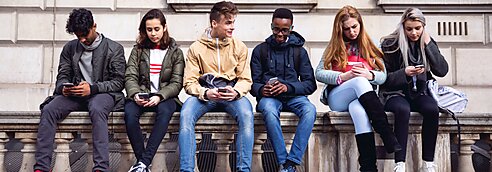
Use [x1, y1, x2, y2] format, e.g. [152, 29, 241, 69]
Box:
[257, 96, 316, 165]
[327, 77, 373, 134]
[178, 96, 254, 172]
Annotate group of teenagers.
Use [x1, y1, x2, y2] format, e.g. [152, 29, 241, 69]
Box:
[34, 1, 449, 172]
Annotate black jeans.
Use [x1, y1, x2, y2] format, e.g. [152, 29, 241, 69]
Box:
[124, 98, 176, 166]
[34, 94, 114, 171]
[385, 95, 439, 162]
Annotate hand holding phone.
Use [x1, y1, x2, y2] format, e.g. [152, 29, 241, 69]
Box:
[137, 93, 150, 100]
[218, 87, 229, 93]
[415, 64, 424, 69]
[267, 77, 278, 85]
[62, 83, 75, 87]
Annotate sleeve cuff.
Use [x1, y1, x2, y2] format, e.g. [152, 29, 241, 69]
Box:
[90, 85, 99, 95]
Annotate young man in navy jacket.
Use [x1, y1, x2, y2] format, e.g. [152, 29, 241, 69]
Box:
[250, 8, 317, 172]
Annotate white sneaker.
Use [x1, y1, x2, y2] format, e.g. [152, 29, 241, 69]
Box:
[420, 161, 436, 172]
[128, 161, 148, 172]
[393, 162, 405, 172]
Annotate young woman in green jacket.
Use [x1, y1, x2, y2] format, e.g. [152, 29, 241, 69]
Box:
[124, 9, 185, 172]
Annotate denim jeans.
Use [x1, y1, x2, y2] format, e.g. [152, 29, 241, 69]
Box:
[256, 96, 316, 165]
[326, 77, 373, 134]
[124, 98, 176, 166]
[34, 94, 113, 172]
[178, 96, 254, 172]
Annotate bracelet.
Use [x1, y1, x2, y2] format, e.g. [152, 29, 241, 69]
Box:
[336, 75, 343, 85]
[204, 89, 209, 100]
[369, 71, 375, 81]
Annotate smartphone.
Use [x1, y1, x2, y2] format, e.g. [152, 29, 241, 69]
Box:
[62, 83, 75, 87]
[137, 93, 150, 100]
[415, 64, 424, 69]
[267, 77, 278, 85]
[218, 87, 229, 93]
[348, 62, 364, 67]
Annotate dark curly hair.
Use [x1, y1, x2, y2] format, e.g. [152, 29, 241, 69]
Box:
[137, 9, 170, 50]
[209, 1, 238, 25]
[66, 8, 94, 36]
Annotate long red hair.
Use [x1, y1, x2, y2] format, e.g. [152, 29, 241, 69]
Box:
[323, 5, 384, 71]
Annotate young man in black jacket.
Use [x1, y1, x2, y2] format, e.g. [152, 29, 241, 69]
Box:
[250, 8, 317, 172]
[34, 8, 126, 172]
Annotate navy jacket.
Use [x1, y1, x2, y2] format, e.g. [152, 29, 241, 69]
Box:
[250, 31, 316, 101]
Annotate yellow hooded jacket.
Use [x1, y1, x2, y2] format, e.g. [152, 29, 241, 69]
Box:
[184, 28, 252, 100]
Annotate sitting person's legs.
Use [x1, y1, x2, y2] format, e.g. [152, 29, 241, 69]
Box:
[257, 97, 286, 165]
[223, 97, 254, 172]
[178, 97, 215, 172]
[284, 96, 316, 166]
[34, 95, 81, 171]
[87, 93, 114, 171]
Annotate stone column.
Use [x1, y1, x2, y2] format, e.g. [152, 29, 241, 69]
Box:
[113, 133, 135, 172]
[211, 133, 234, 172]
[80, 133, 94, 172]
[52, 133, 73, 172]
[251, 133, 267, 172]
[458, 134, 479, 172]
[151, 134, 170, 172]
[0, 132, 9, 172]
[16, 133, 37, 172]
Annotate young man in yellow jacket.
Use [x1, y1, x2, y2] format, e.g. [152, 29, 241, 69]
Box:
[178, 1, 254, 172]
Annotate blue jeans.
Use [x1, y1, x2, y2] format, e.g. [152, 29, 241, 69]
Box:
[124, 98, 176, 166]
[327, 77, 373, 134]
[256, 96, 316, 165]
[178, 96, 254, 172]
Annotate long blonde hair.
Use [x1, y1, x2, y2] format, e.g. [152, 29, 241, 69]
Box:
[323, 5, 384, 71]
[381, 7, 428, 69]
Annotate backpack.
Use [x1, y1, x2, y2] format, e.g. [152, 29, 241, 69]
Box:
[258, 42, 302, 74]
[427, 80, 468, 113]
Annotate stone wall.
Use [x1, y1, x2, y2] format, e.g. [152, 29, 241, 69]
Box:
[0, 0, 491, 112]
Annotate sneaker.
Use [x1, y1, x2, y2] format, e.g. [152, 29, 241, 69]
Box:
[128, 161, 148, 172]
[420, 161, 436, 172]
[279, 166, 297, 172]
[393, 162, 405, 172]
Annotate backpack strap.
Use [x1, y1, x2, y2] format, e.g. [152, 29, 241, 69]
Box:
[259, 42, 269, 71]
[293, 46, 301, 75]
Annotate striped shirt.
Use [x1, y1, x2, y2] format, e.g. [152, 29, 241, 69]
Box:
[149, 46, 167, 93]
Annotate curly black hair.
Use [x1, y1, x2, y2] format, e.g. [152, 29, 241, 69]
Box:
[66, 8, 94, 35]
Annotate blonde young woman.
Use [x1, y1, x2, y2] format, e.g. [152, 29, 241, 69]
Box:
[315, 5, 401, 171]
[380, 8, 448, 172]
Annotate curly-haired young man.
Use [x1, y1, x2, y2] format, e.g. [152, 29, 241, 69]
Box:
[34, 8, 126, 172]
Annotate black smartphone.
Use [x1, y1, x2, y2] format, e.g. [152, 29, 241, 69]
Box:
[137, 93, 150, 100]
[415, 64, 424, 69]
[218, 87, 229, 93]
[62, 83, 75, 87]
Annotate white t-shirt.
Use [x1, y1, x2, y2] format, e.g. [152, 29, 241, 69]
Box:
[149, 49, 167, 93]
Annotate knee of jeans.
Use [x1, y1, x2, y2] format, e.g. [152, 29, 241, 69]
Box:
[123, 112, 138, 125]
[179, 114, 197, 131]
[89, 108, 109, 122]
[300, 104, 316, 121]
[238, 112, 254, 129]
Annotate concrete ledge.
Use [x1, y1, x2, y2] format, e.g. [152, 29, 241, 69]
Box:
[0, 111, 478, 134]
